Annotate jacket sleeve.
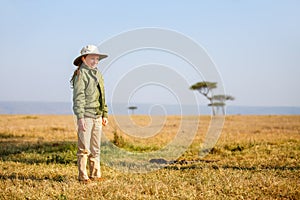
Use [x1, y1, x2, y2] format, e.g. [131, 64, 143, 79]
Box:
[98, 73, 108, 118]
[73, 74, 86, 119]
[102, 103, 108, 118]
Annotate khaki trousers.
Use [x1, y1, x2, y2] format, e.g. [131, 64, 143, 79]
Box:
[77, 117, 102, 181]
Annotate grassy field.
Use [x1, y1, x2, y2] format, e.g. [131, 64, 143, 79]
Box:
[0, 115, 299, 199]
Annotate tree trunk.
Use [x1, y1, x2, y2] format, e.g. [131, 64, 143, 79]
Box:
[210, 99, 216, 116]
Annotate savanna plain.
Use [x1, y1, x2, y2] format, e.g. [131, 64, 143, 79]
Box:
[0, 114, 299, 199]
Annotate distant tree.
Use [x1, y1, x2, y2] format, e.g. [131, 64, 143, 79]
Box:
[190, 81, 217, 100]
[190, 82, 234, 115]
[190, 81, 217, 115]
[128, 106, 137, 115]
[210, 94, 234, 114]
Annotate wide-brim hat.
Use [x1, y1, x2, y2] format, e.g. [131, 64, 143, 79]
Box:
[73, 45, 108, 66]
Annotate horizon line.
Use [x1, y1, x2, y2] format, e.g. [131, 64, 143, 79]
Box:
[0, 101, 299, 108]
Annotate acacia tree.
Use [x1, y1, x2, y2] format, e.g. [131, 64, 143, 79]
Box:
[128, 106, 137, 115]
[190, 81, 217, 115]
[190, 82, 234, 115]
[210, 95, 235, 114]
[190, 81, 217, 100]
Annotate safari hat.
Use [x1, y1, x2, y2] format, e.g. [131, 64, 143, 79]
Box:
[73, 45, 108, 66]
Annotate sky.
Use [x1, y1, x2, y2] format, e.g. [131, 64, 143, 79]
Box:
[0, 0, 299, 107]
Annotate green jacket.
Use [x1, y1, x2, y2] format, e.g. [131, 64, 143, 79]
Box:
[72, 63, 108, 119]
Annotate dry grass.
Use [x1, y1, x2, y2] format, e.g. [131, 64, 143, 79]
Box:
[0, 115, 299, 199]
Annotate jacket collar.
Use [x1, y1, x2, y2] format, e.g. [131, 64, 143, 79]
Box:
[80, 63, 98, 71]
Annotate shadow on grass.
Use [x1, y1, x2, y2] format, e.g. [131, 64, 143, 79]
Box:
[220, 165, 300, 171]
[2, 139, 299, 173]
[165, 164, 300, 171]
[0, 173, 69, 182]
[164, 160, 300, 171]
[0, 141, 77, 165]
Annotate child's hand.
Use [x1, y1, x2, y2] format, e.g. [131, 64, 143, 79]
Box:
[77, 118, 86, 131]
[102, 118, 108, 126]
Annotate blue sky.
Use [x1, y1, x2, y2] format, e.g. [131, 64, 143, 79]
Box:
[0, 0, 299, 107]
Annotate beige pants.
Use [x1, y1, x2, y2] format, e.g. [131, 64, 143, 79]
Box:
[77, 117, 102, 181]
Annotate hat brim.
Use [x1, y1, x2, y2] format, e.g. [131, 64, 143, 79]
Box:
[73, 53, 108, 66]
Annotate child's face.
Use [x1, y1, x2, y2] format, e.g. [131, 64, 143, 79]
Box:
[82, 54, 100, 68]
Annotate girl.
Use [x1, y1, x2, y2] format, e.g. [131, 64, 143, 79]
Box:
[71, 45, 108, 183]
